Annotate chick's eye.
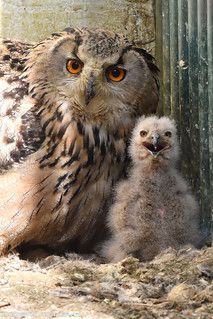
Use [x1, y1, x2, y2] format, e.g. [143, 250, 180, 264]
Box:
[140, 130, 148, 137]
[165, 131, 172, 137]
[107, 67, 126, 82]
[66, 59, 83, 74]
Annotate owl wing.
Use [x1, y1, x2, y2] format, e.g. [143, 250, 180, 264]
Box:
[0, 39, 44, 172]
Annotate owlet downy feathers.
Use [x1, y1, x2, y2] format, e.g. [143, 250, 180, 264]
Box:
[102, 116, 201, 262]
[0, 28, 159, 254]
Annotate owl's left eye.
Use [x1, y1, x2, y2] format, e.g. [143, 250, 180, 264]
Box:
[106, 66, 126, 82]
[66, 59, 83, 74]
[165, 131, 172, 137]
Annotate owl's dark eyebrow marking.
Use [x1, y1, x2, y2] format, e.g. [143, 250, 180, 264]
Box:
[115, 56, 124, 66]
[73, 46, 79, 56]
[72, 51, 82, 62]
[115, 45, 133, 66]
[75, 33, 83, 46]
[73, 33, 83, 55]
[121, 45, 133, 56]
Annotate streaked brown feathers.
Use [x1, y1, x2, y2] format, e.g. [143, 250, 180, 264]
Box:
[0, 28, 159, 254]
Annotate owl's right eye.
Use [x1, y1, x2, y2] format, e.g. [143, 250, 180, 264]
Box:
[140, 130, 148, 137]
[66, 59, 83, 74]
[106, 66, 126, 82]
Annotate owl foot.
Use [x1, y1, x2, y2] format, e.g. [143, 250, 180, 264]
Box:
[0, 230, 25, 255]
[101, 237, 129, 263]
[0, 234, 14, 255]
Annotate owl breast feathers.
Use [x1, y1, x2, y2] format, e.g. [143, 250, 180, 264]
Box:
[0, 27, 159, 254]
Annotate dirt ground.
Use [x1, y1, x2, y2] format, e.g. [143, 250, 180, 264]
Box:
[0, 246, 212, 319]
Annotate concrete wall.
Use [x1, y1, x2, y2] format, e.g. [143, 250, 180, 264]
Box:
[0, 0, 155, 53]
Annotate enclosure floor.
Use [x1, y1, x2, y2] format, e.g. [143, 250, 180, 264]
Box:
[0, 246, 212, 318]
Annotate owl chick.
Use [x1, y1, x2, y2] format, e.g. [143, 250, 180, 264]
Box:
[102, 116, 200, 262]
[0, 28, 159, 254]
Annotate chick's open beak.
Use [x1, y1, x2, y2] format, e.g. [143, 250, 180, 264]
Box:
[142, 132, 168, 158]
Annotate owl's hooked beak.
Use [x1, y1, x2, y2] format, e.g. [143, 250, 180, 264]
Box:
[85, 76, 96, 105]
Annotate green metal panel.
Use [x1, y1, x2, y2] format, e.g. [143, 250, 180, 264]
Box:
[156, 0, 213, 242]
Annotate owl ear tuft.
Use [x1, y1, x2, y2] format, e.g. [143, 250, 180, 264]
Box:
[63, 27, 76, 34]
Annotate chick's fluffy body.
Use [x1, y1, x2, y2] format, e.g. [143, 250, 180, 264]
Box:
[103, 116, 200, 262]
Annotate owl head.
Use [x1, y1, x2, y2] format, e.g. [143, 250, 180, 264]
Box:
[130, 116, 179, 166]
[24, 28, 159, 129]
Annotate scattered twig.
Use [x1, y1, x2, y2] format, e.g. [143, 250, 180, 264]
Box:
[0, 302, 10, 308]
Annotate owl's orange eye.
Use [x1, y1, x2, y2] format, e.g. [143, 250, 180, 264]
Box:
[66, 59, 83, 74]
[106, 67, 126, 82]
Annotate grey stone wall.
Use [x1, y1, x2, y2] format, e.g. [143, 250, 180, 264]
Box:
[0, 0, 155, 53]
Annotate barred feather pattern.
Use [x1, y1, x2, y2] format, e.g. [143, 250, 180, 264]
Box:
[0, 29, 159, 253]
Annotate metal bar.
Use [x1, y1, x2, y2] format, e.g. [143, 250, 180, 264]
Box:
[169, 0, 179, 125]
[155, 0, 164, 116]
[207, 0, 213, 240]
[161, 1, 171, 115]
[178, 0, 191, 180]
[197, 0, 211, 235]
[188, 0, 200, 196]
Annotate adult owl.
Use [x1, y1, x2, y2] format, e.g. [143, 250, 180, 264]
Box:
[0, 27, 159, 254]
